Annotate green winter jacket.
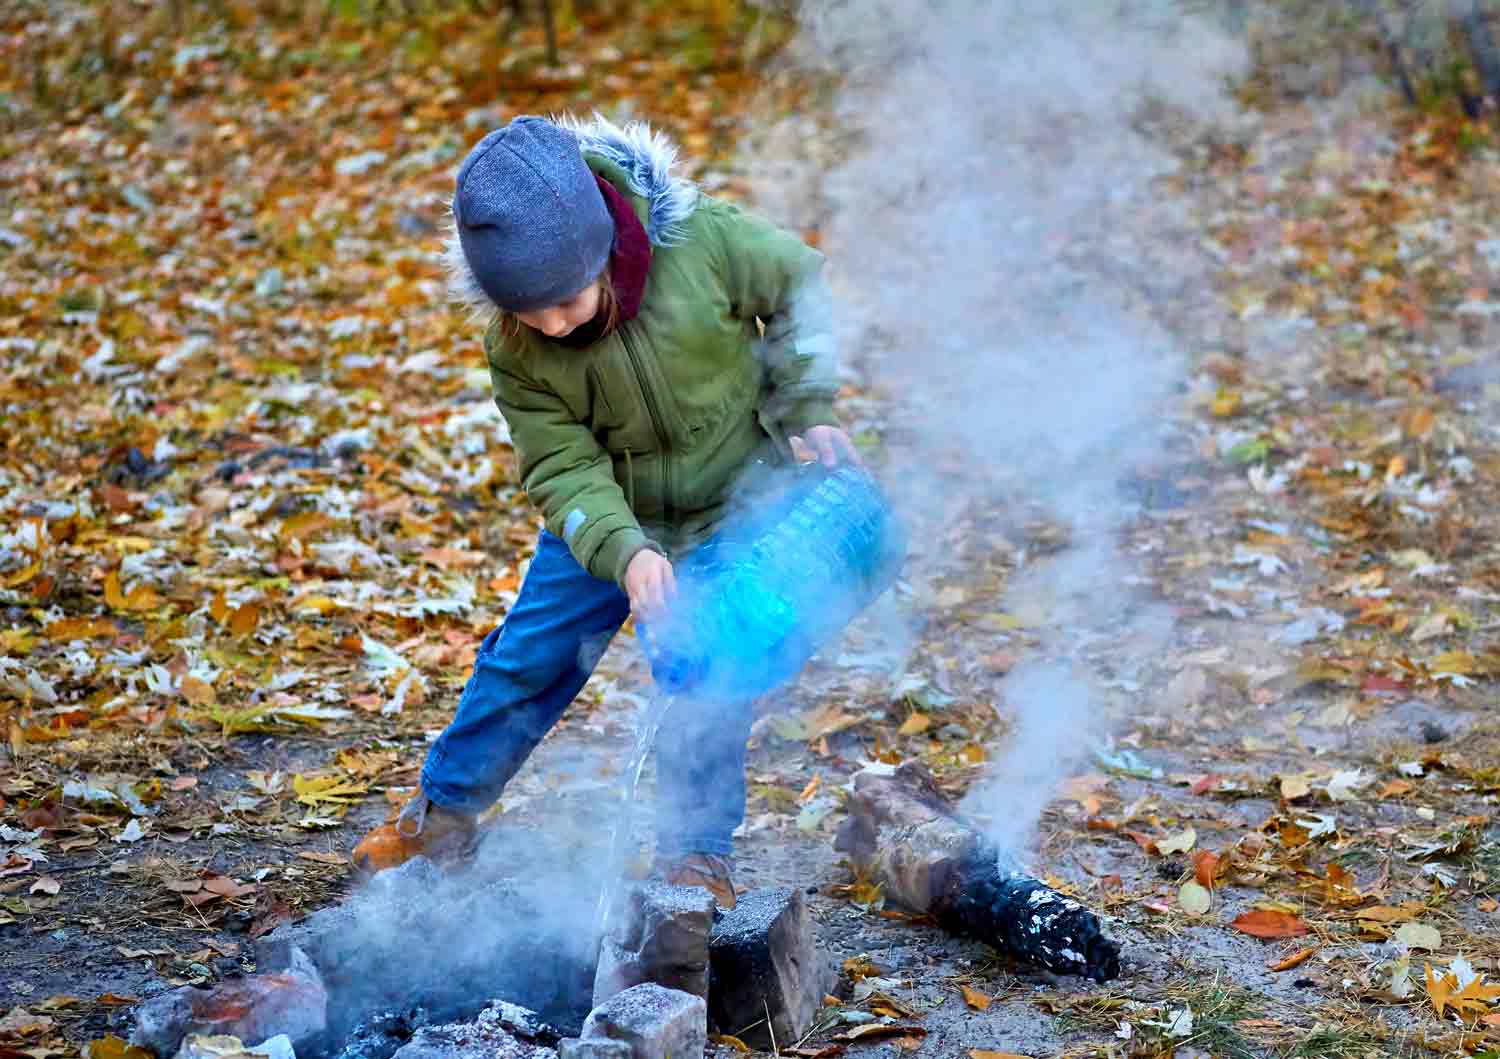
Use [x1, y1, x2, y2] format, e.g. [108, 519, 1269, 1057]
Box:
[456, 118, 839, 587]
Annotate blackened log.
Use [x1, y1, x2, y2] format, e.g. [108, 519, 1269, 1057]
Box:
[945, 845, 1121, 983]
[835, 763, 1120, 982]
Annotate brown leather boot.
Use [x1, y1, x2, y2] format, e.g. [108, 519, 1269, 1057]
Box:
[351, 792, 477, 875]
[657, 852, 737, 909]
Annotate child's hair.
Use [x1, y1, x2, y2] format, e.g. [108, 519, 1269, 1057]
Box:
[498, 266, 619, 340]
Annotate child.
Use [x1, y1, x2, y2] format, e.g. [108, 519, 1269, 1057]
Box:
[351, 114, 858, 908]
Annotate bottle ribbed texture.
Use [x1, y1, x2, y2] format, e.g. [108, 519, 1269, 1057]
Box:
[644, 466, 905, 700]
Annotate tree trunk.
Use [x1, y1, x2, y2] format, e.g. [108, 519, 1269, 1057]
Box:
[1461, 0, 1500, 111]
[539, 0, 559, 65]
[1353, 0, 1418, 105]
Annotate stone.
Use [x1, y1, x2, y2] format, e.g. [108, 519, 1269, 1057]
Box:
[593, 883, 714, 1007]
[707, 887, 832, 1050]
[581, 983, 706, 1059]
[251, 1035, 297, 1059]
[389, 1004, 555, 1059]
[133, 947, 327, 1058]
[557, 1040, 632, 1059]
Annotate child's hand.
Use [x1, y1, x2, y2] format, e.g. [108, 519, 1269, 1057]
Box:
[790, 425, 862, 468]
[625, 548, 676, 620]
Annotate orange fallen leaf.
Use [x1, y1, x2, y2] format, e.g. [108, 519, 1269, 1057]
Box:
[798, 774, 822, 803]
[229, 601, 261, 637]
[1229, 909, 1309, 939]
[1267, 946, 1318, 971]
[1425, 963, 1500, 1020]
[1193, 850, 1221, 888]
[180, 675, 216, 706]
[970, 1052, 1035, 1059]
[960, 983, 991, 1011]
[899, 711, 931, 737]
[104, 569, 162, 612]
[45, 617, 117, 641]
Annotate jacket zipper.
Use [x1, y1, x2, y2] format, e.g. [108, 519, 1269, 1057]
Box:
[618, 327, 671, 523]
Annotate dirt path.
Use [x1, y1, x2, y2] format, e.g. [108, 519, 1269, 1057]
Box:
[4, 6, 1500, 1059]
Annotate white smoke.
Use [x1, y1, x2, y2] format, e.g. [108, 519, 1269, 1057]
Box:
[759, 0, 1251, 856]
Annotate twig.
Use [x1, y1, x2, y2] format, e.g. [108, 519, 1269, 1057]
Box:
[764, 995, 779, 1056]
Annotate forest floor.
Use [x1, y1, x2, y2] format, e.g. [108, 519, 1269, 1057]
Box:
[2, 4, 1499, 1059]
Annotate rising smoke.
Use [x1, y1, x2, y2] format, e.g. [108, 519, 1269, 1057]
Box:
[765, 0, 1251, 856]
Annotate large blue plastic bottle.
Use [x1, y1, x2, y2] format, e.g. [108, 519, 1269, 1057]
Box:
[642, 464, 905, 701]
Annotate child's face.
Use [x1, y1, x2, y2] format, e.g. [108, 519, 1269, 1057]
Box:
[515, 279, 603, 339]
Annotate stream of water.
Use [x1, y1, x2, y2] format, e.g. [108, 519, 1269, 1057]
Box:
[594, 692, 676, 939]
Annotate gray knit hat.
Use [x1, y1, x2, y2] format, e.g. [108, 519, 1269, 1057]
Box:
[452, 116, 614, 312]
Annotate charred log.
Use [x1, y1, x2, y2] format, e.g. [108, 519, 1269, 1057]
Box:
[835, 763, 1120, 982]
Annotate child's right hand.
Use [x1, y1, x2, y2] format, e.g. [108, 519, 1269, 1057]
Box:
[625, 548, 676, 620]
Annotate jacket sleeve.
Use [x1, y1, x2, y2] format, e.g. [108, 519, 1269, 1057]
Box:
[706, 198, 841, 441]
[489, 342, 659, 588]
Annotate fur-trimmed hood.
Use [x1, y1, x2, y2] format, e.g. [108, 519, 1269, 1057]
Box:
[444, 114, 699, 316]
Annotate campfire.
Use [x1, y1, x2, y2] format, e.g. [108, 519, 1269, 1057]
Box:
[128, 774, 1118, 1059]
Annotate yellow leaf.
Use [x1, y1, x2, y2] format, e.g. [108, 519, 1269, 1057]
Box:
[210, 589, 230, 624]
[1431, 651, 1478, 676]
[797, 774, 821, 803]
[295, 595, 340, 614]
[2, 559, 41, 587]
[1279, 774, 1312, 800]
[710, 1035, 750, 1053]
[292, 773, 368, 808]
[1211, 389, 1241, 417]
[961, 984, 991, 1011]
[279, 511, 335, 542]
[899, 711, 931, 736]
[86, 1037, 153, 1059]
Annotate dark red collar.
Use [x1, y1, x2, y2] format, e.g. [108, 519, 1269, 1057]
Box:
[596, 174, 651, 321]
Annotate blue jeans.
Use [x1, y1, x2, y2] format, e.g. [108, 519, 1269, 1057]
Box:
[420, 531, 754, 857]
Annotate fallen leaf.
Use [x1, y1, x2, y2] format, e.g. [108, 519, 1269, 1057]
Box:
[898, 712, 931, 737]
[1157, 827, 1197, 855]
[1178, 880, 1212, 916]
[180, 675, 216, 706]
[1193, 850, 1221, 888]
[961, 984, 991, 1011]
[1267, 946, 1318, 971]
[710, 1034, 750, 1053]
[834, 1025, 927, 1043]
[292, 773, 367, 808]
[228, 602, 261, 637]
[1393, 922, 1442, 952]
[85, 1037, 152, 1059]
[970, 1053, 1035, 1059]
[28, 877, 59, 896]
[1278, 774, 1312, 800]
[1229, 909, 1309, 939]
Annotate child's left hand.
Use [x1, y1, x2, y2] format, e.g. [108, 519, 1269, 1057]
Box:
[790, 425, 862, 468]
